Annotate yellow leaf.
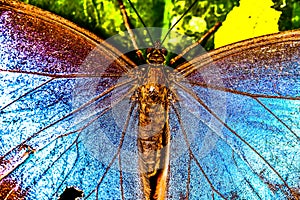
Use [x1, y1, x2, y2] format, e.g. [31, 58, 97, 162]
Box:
[214, 0, 281, 48]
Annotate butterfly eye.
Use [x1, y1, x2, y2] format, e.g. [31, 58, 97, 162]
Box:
[146, 47, 154, 54]
[161, 47, 167, 56]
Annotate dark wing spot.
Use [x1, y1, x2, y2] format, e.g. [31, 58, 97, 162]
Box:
[58, 186, 83, 200]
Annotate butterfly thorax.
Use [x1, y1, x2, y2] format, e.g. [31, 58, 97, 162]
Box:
[136, 60, 172, 199]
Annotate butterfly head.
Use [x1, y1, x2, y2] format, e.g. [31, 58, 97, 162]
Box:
[146, 41, 167, 65]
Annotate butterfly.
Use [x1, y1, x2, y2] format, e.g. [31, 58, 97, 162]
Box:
[0, 0, 299, 199]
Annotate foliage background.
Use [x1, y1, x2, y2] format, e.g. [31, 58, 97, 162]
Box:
[20, 0, 300, 51]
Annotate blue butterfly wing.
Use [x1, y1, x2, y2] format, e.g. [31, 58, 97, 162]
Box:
[171, 33, 300, 199]
[0, 1, 142, 199]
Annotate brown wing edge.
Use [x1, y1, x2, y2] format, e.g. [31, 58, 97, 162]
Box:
[0, 0, 138, 72]
[177, 29, 300, 75]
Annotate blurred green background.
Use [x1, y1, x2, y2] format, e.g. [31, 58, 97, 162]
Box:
[20, 0, 300, 51]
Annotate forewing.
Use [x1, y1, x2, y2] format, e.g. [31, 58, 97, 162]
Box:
[0, 1, 139, 199]
[172, 31, 300, 199]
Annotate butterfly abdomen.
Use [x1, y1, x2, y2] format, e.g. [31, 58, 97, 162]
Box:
[136, 66, 171, 200]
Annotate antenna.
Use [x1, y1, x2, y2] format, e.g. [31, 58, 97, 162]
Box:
[161, 0, 200, 45]
[126, 0, 155, 45]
